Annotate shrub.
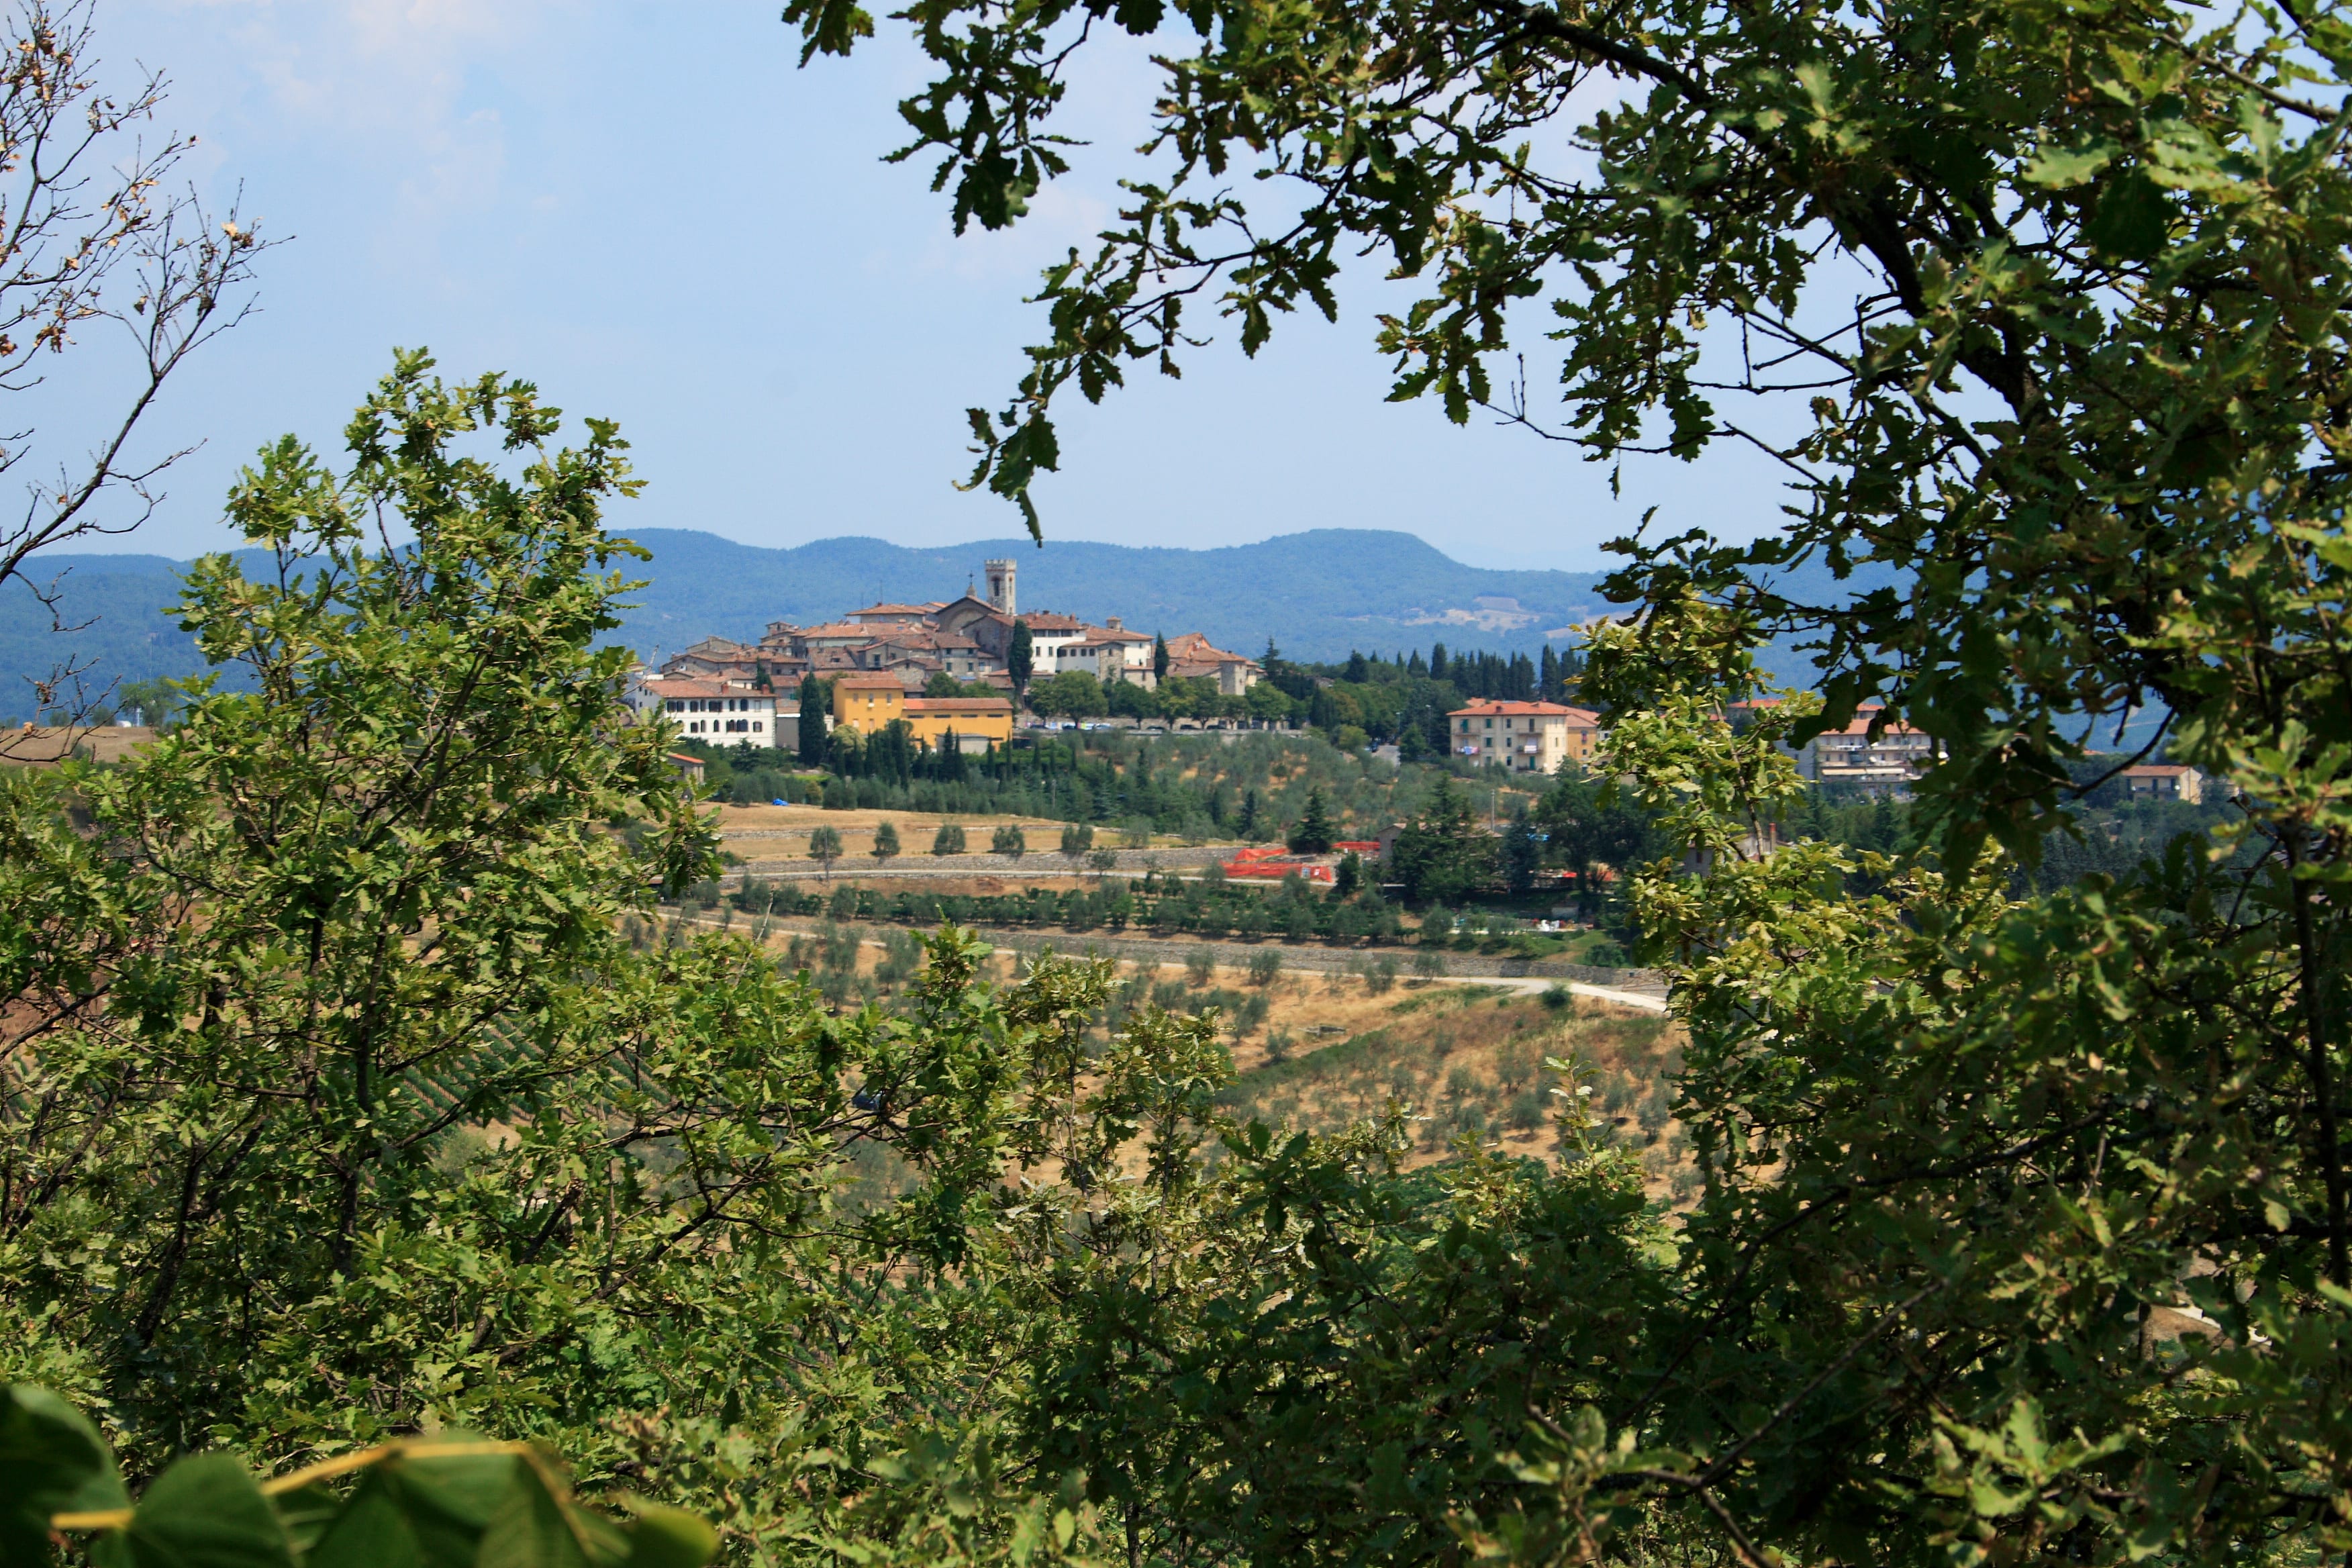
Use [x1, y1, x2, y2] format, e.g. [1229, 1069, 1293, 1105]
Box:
[1246, 948, 1283, 986]
[1367, 955, 1399, 994]
[993, 824, 1027, 859]
[1061, 821, 1095, 857]
[871, 819, 901, 860]
[1412, 948, 1447, 979]
[932, 822, 967, 855]
[1186, 945, 1218, 985]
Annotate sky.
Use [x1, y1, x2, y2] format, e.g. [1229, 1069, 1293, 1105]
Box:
[44, 0, 1799, 573]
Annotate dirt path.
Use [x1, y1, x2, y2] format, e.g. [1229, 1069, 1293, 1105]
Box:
[679, 912, 1673, 1014]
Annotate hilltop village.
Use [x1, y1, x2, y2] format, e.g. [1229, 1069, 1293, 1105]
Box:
[624, 555, 1270, 752]
[618, 554, 2143, 799]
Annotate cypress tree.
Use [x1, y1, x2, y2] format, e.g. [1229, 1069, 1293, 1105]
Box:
[1008, 620, 1034, 701]
[797, 675, 826, 765]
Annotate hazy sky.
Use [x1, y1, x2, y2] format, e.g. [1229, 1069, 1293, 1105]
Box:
[52, 1, 1796, 573]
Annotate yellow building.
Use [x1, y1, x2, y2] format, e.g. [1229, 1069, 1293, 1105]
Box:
[1447, 699, 1604, 773]
[832, 674, 1014, 752]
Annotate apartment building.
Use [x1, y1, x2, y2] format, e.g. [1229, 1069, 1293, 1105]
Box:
[1449, 699, 1603, 773]
[626, 676, 789, 748]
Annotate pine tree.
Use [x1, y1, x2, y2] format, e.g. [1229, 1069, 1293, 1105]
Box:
[1428, 643, 1447, 682]
[1288, 788, 1335, 854]
[797, 675, 826, 765]
[1153, 631, 1169, 681]
[1539, 644, 1558, 701]
[1235, 789, 1262, 840]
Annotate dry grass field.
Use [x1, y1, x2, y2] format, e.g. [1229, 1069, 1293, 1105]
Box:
[3, 724, 157, 765]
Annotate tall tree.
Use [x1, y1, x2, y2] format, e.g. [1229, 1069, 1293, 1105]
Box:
[797, 673, 827, 764]
[1287, 788, 1334, 854]
[1152, 630, 1169, 683]
[785, 0, 2352, 1546]
[1383, 776, 1488, 905]
[1006, 618, 1033, 703]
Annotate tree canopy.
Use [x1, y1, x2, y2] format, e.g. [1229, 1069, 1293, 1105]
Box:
[767, 0, 2352, 1558]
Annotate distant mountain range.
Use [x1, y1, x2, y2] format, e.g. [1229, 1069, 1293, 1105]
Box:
[613, 529, 1620, 663]
[1, 529, 1634, 720]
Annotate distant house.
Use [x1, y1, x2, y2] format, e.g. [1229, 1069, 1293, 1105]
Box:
[668, 752, 707, 783]
[1162, 632, 1262, 695]
[659, 636, 766, 684]
[830, 673, 1013, 752]
[1052, 617, 1158, 687]
[2120, 763, 2205, 803]
[1448, 699, 1602, 774]
[843, 601, 942, 627]
[627, 675, 786, 748]
[1797, 707, 1936, 793]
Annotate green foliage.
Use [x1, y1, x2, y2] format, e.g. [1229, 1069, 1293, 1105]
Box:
[932, 821, 968, 856]
[1027, 670, 1106, 718]
[871, 818, 901, 860]
[991, 823, 1026, 859]
[807, 822, 844, 873]
[1005, 620, 1032, 694]
[2, 360, 1687, 1568]
[8, 1385, 716, 1568]
[1057, 821, 1092, 858]
[1285, 787, 1334, 853]
[111, 678, 185, 730]
[796, 674, 827, 765]
[1385, 775, 1493, 904]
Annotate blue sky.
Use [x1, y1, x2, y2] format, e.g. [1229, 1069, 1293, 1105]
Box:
[64, 1, 1794, 572]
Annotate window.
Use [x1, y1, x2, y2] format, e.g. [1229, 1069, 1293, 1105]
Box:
[752, 721, 763, 733]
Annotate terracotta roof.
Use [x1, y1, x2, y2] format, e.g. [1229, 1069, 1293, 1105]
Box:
[2122, 763, 2196, 777]
[1164, 632, 1257, 665]
[1818, 713, 1926, 737]
[848, 603, 934, 616]
[795, 622, 877, 640]
[834, 673, 905, 691]
[1449, 699, 1600, 722]
[1019, 612, 1087, 632]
